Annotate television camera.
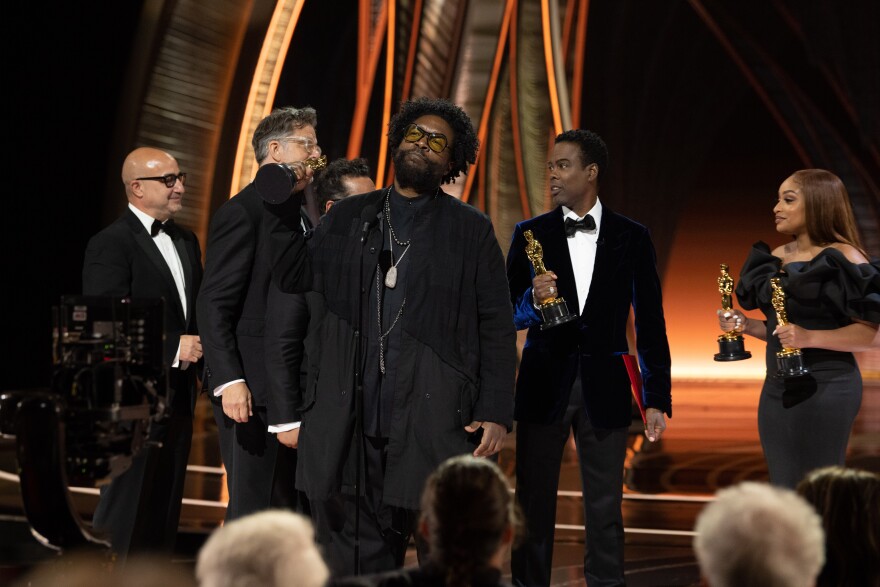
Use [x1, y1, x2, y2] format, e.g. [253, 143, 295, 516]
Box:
[0, 295, 167, 551]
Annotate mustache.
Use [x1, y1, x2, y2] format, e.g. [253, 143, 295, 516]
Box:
[403, 149, 429, 163]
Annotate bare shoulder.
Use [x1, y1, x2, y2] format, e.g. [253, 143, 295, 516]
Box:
[770, 243, 790, 260]
[828, 242, 869, 264]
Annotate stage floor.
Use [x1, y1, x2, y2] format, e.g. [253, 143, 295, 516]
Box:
[2, 379, 878, 586]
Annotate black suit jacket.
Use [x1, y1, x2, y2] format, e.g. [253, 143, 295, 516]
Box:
[506, 206, 671, 428]
[82, 209, 202, 406]
[197, 183, 274, 404]
[82, 207, 202, 554]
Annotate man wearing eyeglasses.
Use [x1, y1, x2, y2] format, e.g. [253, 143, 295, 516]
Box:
[261, 97, 516, 576]
[82, 147, 203, 557]
[197, 106, 320, 522]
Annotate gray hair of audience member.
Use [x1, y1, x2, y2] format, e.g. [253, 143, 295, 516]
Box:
[419, 454, 523, 587]
[252, 106, 318, 163]
[196, 509, 328, 587]
[796, 466, 880, 587]
[693, 481, 825, 587]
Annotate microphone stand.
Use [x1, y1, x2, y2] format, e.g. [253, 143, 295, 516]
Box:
[353, 213, 372, 574]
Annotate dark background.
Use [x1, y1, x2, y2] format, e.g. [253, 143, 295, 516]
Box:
[4, 1, 877, 391]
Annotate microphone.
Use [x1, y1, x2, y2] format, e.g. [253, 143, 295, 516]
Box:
[255, 163, 299, 205]
[255, 157, 328, 205]
[359, 205, 378, 244]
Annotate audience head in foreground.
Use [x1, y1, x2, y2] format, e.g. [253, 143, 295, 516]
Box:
[331, 455, 521, 587]
[796, 466, 880, 587]
[418, 454, 522, 586]
[693, 481, 825, 587]
[15, 551, 196, 587]
[196, 509, 328, 587]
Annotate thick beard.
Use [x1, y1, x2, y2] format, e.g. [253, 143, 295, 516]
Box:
[393, 148, 445, 194]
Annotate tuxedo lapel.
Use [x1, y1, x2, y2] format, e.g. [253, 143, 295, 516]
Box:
[172, 235, 195, 327]
[125, 212, 187, 323]
[583, 210, 628, 318]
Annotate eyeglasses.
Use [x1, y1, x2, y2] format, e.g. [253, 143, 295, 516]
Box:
[403, 123, 449, 154]
[135, 173, 187, 187]
[280, 136, 321, 154]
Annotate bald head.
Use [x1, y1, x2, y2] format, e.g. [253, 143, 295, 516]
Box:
[122, 147, 178, 184]
[123, 147, 185, 221]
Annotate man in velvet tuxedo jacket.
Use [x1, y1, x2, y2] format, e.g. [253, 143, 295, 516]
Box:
[505, 130, 672, 587]
[82, 147, 203, 557]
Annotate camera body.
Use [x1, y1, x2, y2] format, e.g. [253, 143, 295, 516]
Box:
[51, 295, 168, 486]
[0, 295, 167, 551]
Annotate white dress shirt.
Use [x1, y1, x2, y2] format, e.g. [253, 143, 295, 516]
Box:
[128, 203, 187, 368]
[563, 200, 602, 313]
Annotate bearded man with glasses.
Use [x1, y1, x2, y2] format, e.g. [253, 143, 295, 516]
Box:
[82, 147, 203, 557]
[197, 106, 320, 522]
[261, 97, 516, 576]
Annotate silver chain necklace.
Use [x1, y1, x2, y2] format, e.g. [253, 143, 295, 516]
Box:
[377, 269, 406, 374]
[383, 187, 411, 288]
[384, 186, 410, 246]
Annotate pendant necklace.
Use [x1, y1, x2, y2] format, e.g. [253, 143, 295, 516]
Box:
[383, 188, 411, 289]
[377, 269, 406, 374]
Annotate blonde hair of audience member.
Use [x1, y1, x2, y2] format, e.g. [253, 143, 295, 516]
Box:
[419, 455, 523, 587]
[693, 481, 825, 587]
[14, 551, 196, 587]
[196, 509, 328, 587]
[796, 466, 880, 587]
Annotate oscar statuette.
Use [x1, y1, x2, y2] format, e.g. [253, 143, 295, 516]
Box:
[770, 277, 810, 378]
[524, 230, 578, 330]
[714, 263, 751, 361]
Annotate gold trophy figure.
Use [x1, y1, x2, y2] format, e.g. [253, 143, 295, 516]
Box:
[524, 230, 577, 330]
[714, 264, 751, 361]
[770, 277, 809, 378]
[254, 155, 328, 204]
[303, 155, 328, 171]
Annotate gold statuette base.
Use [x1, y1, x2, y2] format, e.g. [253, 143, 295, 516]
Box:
[714, 332, 752, 361]
[538, 298, 578, 330]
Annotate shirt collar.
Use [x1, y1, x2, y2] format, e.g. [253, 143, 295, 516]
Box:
[128, 203, 161, 235]
[562, 199, 602, 232]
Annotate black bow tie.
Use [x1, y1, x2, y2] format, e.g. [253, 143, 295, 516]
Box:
[564, 215, 596, 237]
[151, 219, 176, 237]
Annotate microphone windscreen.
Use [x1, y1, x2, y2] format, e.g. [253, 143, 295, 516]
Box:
[360, 204, 378, 227]
[255, 164, 296, 204]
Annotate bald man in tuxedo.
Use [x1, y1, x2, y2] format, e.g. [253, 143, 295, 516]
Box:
[83, 147, 203, 557]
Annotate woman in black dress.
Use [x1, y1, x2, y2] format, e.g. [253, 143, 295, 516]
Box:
[719, 169, 880, 488]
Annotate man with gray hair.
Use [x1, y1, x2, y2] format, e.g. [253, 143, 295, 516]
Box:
[693, 481, 825, 587]
[196, 509, 328, 587]
[198, 106, 321, 521]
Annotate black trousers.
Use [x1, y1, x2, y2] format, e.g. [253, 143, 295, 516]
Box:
[511, 374, 629, 587]
[212, 398, 279, 522]
[92, 370, 193, 558]
[271, 443, 311, 516]
[311, 436, 425, 578]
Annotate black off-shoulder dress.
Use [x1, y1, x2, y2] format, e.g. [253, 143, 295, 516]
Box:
[735, 242, 880, 488]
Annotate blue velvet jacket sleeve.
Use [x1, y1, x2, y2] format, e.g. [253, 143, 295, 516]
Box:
[506, 223, 542, 330]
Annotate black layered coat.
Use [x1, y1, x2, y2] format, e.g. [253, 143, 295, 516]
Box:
[271, 188, 517, 509]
